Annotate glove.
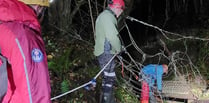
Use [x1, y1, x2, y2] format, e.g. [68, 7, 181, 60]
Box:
[84, 79, 96, 91]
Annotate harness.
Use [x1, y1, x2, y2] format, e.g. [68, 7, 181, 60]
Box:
[0, 48, 8, 101]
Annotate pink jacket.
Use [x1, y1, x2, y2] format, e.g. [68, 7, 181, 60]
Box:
[0, 0, 51, 103]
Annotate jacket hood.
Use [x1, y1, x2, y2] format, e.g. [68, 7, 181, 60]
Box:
[0, 0, 40, 32]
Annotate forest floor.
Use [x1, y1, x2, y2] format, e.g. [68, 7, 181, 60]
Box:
[44, 35, 139, 103]
[43, 27, 209, 103]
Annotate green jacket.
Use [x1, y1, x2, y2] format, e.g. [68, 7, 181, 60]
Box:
[94, 9, 121, 56]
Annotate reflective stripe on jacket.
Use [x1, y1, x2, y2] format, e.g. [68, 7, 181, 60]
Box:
[0, 0, 51, 103]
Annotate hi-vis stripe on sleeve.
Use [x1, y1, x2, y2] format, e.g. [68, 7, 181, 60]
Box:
[15, 38, 33, 103]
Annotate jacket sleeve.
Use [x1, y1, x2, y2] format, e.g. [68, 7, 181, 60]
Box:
[156, 66, 163, 91]
[0, 23, 51, 103]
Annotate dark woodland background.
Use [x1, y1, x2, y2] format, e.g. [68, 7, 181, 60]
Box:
[42, 0, 209, 102]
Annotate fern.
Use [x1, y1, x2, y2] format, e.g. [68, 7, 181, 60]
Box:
[61, 79, 70, 93]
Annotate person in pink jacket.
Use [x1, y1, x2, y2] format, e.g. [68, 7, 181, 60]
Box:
[0, 0, 51, 102]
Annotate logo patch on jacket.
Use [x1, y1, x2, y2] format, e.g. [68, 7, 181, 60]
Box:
[32, 48, 43, 62]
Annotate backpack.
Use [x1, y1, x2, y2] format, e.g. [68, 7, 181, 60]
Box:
[0, 48, 8, 101]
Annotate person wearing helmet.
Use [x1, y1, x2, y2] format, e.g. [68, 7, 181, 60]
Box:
[141, 64, 168, 103]
[0, 0, 51, 103]
[93, 0, 125, 103]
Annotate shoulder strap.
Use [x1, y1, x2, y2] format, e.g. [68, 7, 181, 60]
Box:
[0, 48, 8, 101]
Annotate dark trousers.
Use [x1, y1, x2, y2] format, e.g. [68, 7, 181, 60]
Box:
[97, 39, 116, 93]
[97, 52, 116, 93]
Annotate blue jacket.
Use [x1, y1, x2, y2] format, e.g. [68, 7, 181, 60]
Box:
[142, 64, 164, 91]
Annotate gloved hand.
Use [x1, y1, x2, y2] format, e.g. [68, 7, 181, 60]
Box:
[84, 79, 96, 91]
[116, 45, 126, 56]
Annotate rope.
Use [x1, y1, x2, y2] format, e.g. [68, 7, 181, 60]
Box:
[51, 16, 207, 101]
[51, 81, 92, 100]
[51, 53, 118, 100]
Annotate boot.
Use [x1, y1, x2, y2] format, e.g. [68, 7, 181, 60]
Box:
[100, 92, 115, 103]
